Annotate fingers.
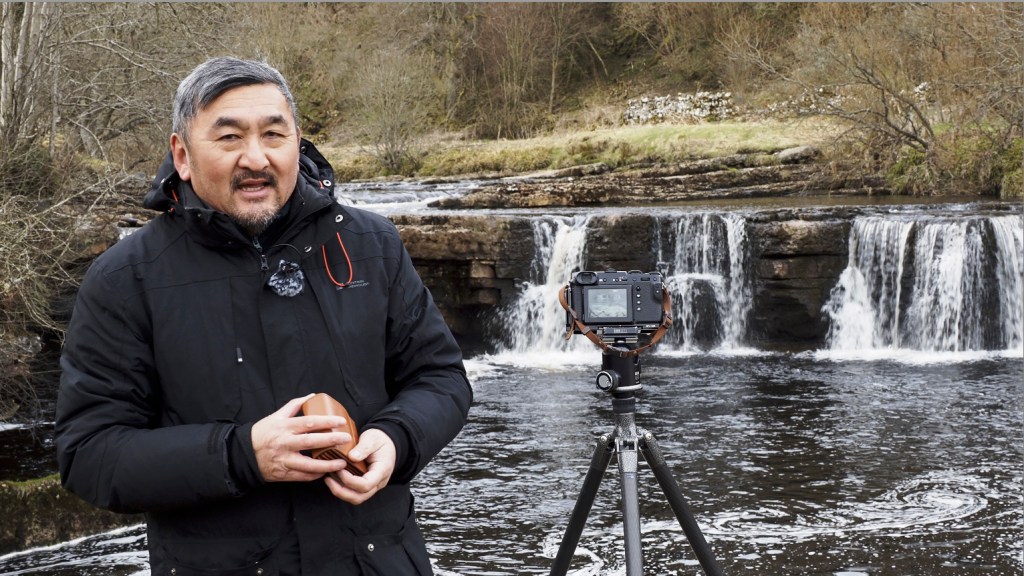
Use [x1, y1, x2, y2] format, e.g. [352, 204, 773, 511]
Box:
[274, 394, 350, 432]
[324, 466, 391, 505]
[252, 395, 356, 483]
[324, 429, 396, 505]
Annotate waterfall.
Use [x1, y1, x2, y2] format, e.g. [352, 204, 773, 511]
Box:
[823, 214, 1024, 353]
[496, 212, 754, 357]
[658, 213, 752, 351]
[501, 215, 593, 354]
[992, 215, 1024, 350]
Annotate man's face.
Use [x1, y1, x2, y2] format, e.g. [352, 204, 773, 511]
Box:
[170, 83, 301, 235]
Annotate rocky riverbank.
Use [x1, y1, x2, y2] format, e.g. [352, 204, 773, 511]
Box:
[395, 144, 888, 346]
[0, 476, 141, 554]
[430, 145, 890, 209]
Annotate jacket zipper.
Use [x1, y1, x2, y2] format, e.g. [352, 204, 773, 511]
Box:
[248, 190, 334, 274]
[252, 237, 269, 272]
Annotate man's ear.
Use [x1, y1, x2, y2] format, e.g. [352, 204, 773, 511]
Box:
[170, 133, 191, 182]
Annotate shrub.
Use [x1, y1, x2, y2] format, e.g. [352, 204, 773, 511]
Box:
[885, 147, 934, 196]
[0, 147, 93, 419]
[998, 138, 1023, 199]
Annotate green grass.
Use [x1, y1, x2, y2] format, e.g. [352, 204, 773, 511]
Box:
[321, 118, 841, 181]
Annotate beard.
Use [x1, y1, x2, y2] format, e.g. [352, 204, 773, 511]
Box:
[232, 208, 279, 237]
[230, 169, 283, 236]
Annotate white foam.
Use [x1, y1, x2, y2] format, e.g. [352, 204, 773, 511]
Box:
[810, 347, 1023, 364]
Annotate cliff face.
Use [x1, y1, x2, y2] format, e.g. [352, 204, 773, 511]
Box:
[393, 208, 856, 350]
[745, 214, 851, 345]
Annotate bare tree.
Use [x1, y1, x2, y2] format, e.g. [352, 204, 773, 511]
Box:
[54, 3, 244, 166]
[422, 3, 478, 128]
[351, 47, 434, 173]
[613, 3, 746, 86]
[0, 2, 59, 152]
[720, 3, 1022, 193]
[2, 3, 243, 166]
[541, 3, 608, 115]
[0, 4, 252, 418]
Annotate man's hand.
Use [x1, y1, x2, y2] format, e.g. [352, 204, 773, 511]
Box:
[251, 394, 351, 482]
[324, 428, 396, 505]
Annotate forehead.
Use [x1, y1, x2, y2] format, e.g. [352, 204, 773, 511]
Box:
[197, 83, 293, 125]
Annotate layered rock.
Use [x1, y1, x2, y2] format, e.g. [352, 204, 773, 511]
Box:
[430, 146, 889, 209]
[395, 208, 861, 349]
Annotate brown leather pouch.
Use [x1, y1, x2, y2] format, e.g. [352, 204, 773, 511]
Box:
[301, 393, 368, 476]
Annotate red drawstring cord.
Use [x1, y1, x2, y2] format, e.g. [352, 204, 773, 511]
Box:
[322, 231, 353, 288]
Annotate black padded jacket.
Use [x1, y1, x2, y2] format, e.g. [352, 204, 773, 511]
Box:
[55, 141, 472, 576]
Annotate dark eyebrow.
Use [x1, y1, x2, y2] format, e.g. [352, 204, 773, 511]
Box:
[211, 114, 290, 130]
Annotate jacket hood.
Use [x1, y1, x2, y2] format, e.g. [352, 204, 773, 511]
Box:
[143, 138, 336, 212]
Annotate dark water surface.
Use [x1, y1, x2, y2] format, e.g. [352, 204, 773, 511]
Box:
[1, 351, 1020, 575]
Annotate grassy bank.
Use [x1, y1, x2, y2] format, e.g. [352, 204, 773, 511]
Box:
[322, 118, 842, 181]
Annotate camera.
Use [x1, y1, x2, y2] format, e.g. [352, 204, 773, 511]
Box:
[564, 270, 668, 342]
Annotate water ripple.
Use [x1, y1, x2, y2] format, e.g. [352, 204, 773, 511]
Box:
[705, 469, 993, 543]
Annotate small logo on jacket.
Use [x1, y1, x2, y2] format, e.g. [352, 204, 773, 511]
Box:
[336, 279, 369, 290]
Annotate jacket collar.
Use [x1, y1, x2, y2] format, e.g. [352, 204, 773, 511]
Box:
[170, 176, 335, 248]
[144, 139, 338, 247]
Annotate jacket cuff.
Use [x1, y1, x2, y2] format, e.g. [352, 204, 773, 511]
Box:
[364, 420, 414, 484]
[227, 422, 263, 491]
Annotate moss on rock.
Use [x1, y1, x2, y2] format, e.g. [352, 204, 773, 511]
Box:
[0, 475, 141, 555]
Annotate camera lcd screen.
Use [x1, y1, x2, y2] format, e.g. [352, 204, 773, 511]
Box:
[584, 287, 630, 321]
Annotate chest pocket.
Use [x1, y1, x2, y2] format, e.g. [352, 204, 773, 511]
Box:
[151, 279, 246, 424]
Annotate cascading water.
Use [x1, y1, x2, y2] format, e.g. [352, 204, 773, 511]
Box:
[496, 212, 754, 357]
[656, 213, 753, 351]
[823, 214, 1024, 353]
[500, 215, 593, 355]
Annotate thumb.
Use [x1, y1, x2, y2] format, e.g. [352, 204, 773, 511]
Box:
[348, 428, 390, 462]
[348, 428, 395, 459]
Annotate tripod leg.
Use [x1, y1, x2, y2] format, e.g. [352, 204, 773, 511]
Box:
[616, 435, 644, 576]
[639, 432, 725, 576]
[550, 433, 616, 576]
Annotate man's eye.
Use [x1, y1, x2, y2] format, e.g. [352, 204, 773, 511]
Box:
[218, 134, 241, 141]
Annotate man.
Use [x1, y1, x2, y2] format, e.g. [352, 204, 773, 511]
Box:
[55, 57, 472, 575]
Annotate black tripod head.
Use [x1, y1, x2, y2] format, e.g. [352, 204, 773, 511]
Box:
[596, 342, 642, 397]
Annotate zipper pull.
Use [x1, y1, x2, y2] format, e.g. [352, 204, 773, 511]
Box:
[252, 237, 269, 272]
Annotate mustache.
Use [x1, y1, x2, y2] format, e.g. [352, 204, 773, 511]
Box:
[231, 170, 278, 190]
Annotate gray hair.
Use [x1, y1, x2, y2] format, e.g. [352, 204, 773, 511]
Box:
[172, 57, 299, 144]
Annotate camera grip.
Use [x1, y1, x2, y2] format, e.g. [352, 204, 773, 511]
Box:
[301, 393, 368, 476]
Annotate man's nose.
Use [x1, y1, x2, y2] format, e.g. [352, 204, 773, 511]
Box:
[238, 137, 271, 171]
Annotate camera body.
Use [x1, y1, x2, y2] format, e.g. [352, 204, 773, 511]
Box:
[565, 270, 667, 341]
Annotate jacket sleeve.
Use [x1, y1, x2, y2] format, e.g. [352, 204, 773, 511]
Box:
[366, 234, 473, 484]
[55, 262, 244, 514]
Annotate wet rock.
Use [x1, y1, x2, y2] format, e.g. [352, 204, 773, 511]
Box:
[0, 476, 140, 554]
[394, 207, 874, 348]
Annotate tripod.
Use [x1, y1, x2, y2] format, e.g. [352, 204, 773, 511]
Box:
[549, 348, 725, 576]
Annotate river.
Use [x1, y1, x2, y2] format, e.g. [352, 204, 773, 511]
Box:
[0, 180, 1021, 575]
